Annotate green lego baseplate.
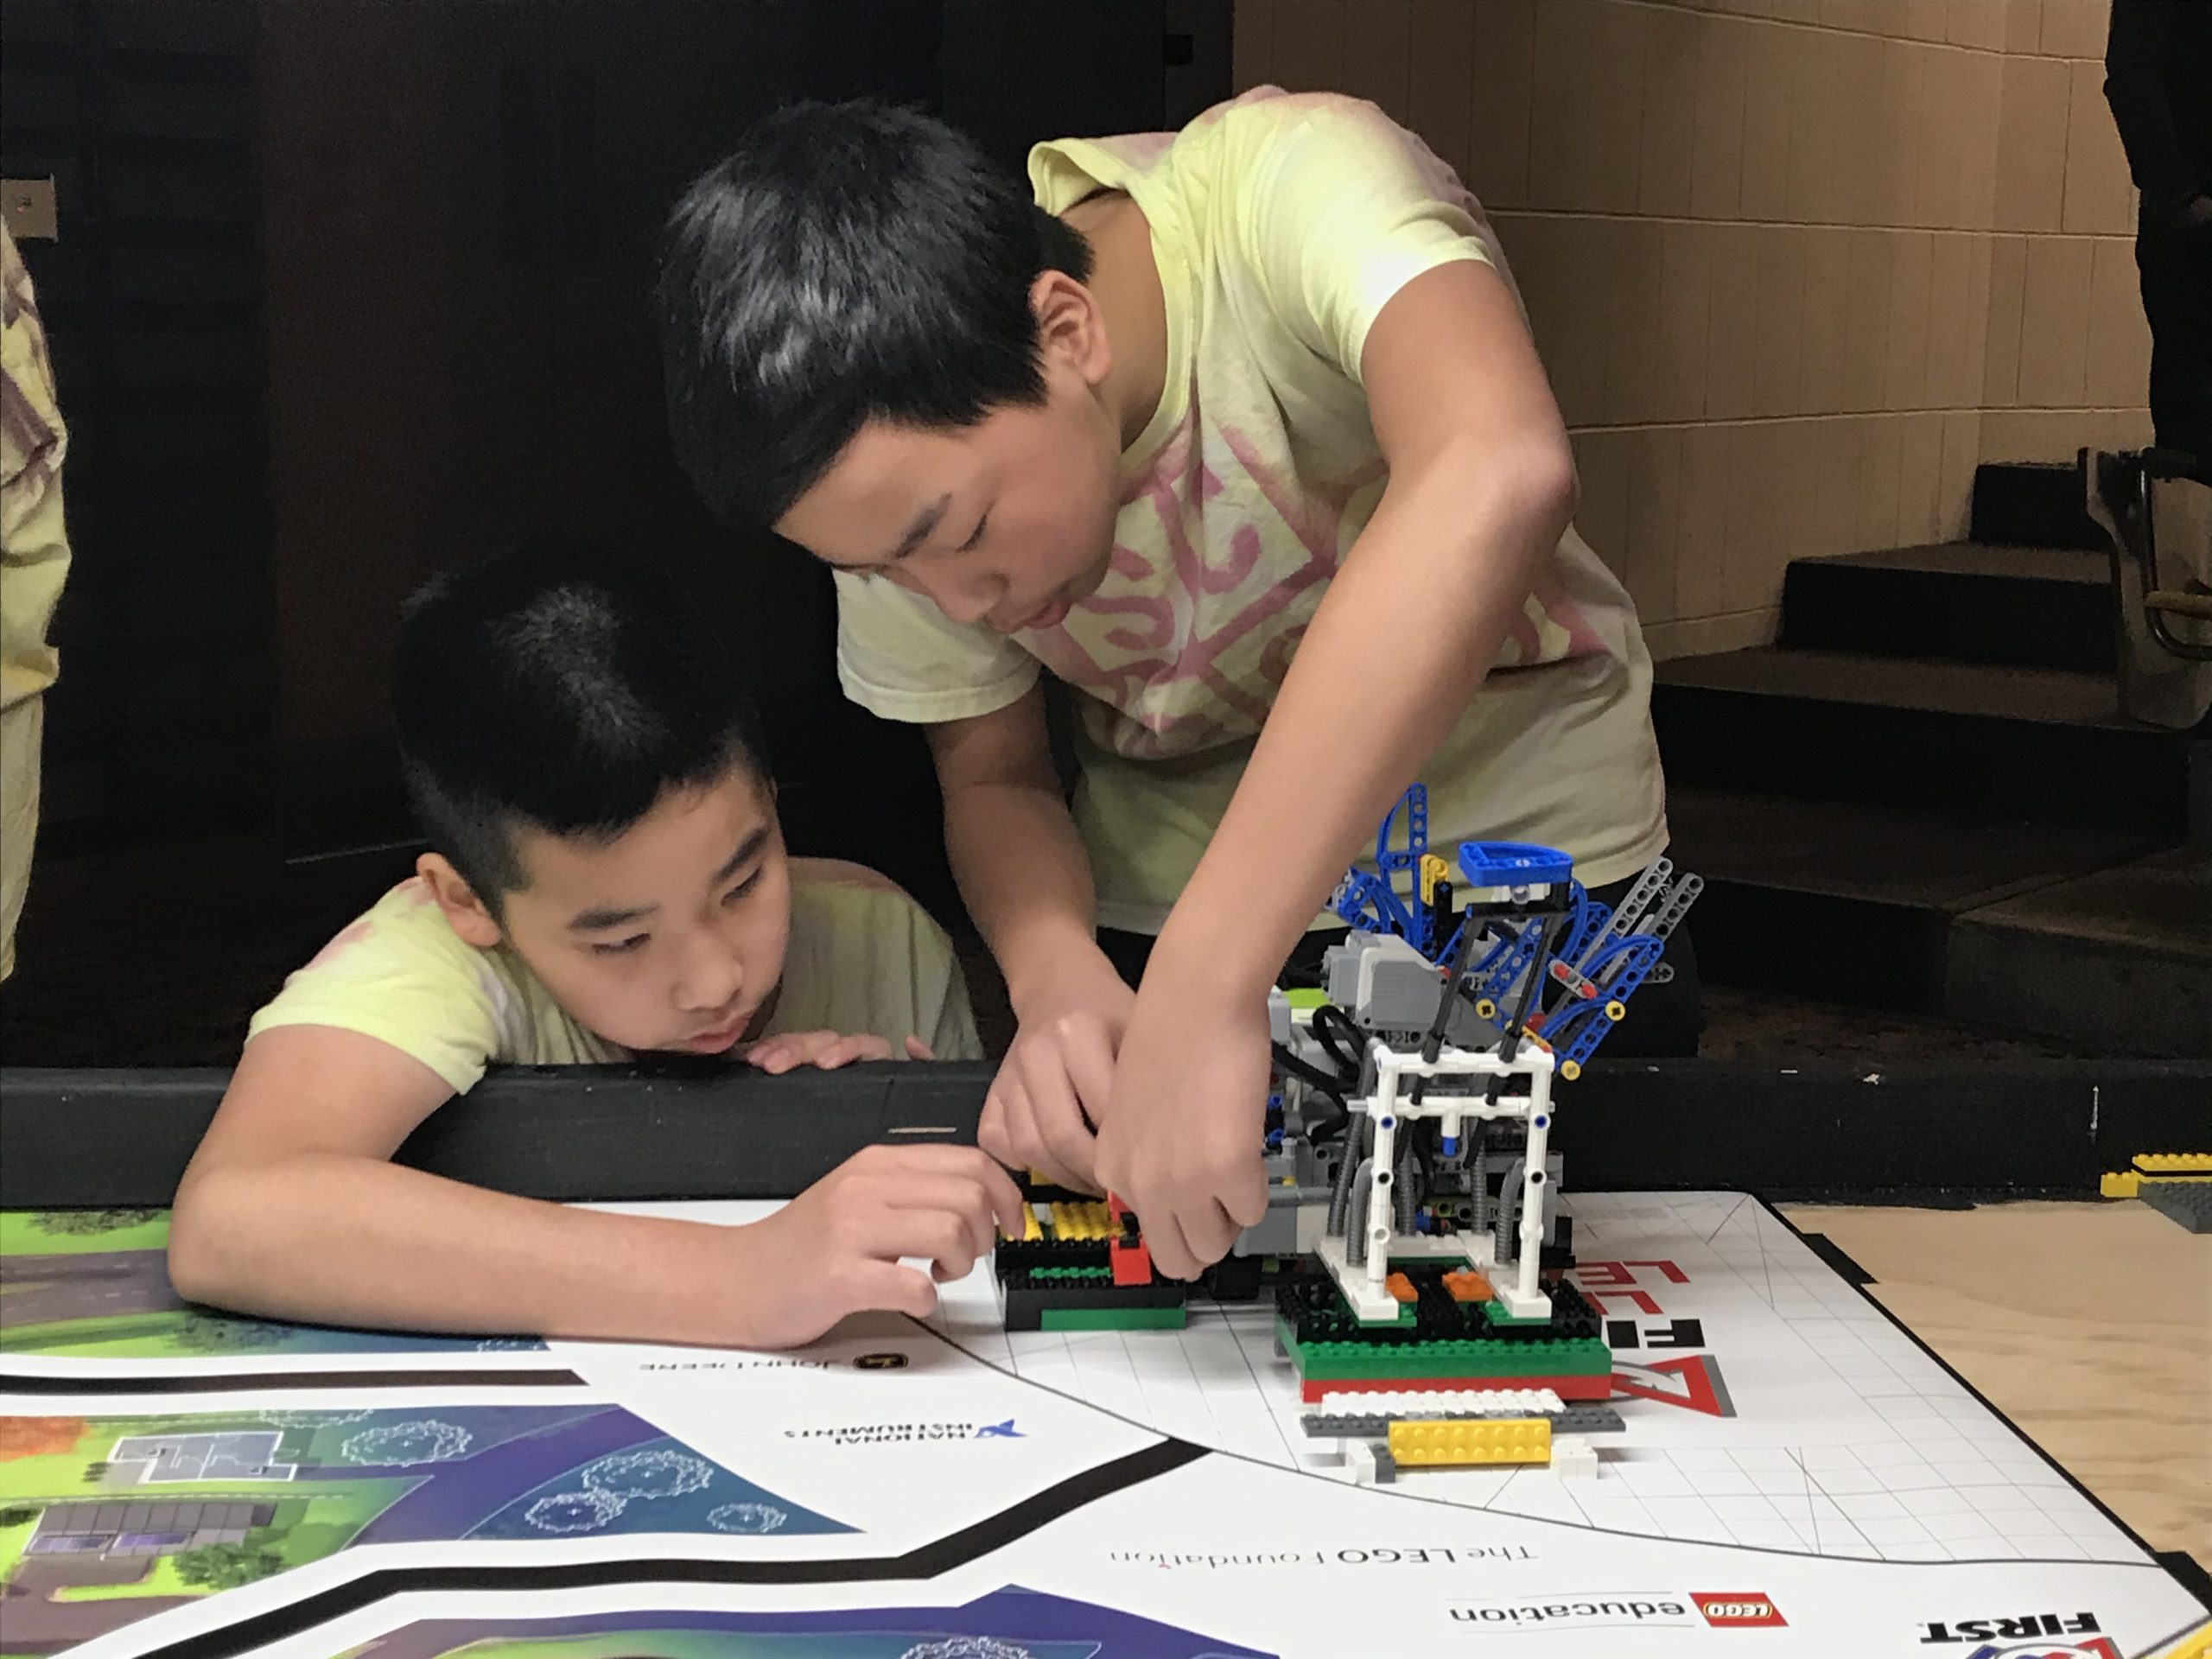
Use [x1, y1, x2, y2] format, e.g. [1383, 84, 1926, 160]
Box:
[1042, 1305, 1189, 1332]
[1272, 1267, 1611, 1381]
[1275, 1319, 1611, 1380]
[1277, 1265, 1603, 1348]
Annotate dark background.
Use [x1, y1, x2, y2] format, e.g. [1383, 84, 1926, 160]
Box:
[0, 0, 1230, 909]
[0, 0, 1230, 1064]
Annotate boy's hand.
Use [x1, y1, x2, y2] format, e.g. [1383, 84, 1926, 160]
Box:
[736, 1144, 1025, 1348]
[1092, 976, 1269, 1280]
[742, 1031, 935, 1073]
[978, 949, 1133, 1194]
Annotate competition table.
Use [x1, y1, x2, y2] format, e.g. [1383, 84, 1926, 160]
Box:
[1, 1059, 2206, 1658]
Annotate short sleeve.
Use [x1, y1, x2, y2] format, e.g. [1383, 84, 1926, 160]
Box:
[919, 931, 983, 1062]
[834, 570, 1039, 725]
[246, 886, 509, 1096]
[777, 860, 985, 1060]
[1233, 94, 1497, 383]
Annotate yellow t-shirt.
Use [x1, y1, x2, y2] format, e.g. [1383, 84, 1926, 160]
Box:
[249, 857, 982, 1094]
[0, 223, 68, 715]
[834, 89, 1667, 933]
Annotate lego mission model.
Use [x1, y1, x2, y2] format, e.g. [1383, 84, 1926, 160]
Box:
[995, 785, 1701, 1482]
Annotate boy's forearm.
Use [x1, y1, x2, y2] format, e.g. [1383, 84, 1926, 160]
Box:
[942, 775, 1103, 1007]
[170, 1155, 753, 1347]
[1152, 452, 1573, 995]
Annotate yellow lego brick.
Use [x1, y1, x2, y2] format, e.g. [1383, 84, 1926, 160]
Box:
[1000, 1204, 1043, 1243]
[2134, 1153, 2212, 1173]
[1387, 1417, 1551, 1467]
[2102, 1171, 2141, 1198]
[2145, 1619, 2211, 1659]
[1045, 1201, 1113, 1242]
[1418, 852, 1451, 905]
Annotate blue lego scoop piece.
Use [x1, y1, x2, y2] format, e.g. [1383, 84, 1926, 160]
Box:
[1457, 841, 1573, 889]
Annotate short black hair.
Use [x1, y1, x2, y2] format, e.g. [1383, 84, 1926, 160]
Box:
[393, 539, 769, 906]
[658, 99, 1094, 531]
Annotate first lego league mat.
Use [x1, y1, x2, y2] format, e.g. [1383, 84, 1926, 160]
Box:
[2, 1195, 2204, 1657]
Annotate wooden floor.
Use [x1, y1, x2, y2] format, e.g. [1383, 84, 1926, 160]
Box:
[1783, 1198, 2212, 1567]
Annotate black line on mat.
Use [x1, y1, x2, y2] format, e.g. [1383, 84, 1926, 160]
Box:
[141, 1437, 1207, 1659]
[2155, 1549, 2212, 1615]
[1794, 1230, 1875, 1287]
[1761, 1198, 2202, 1605]
[0, 1368, 585, 1395]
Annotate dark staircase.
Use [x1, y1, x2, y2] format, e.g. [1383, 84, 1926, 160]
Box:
[1656, 461, 2211, 1058]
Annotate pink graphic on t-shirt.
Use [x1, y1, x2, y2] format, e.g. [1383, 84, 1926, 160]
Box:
[1017, 411, 1376, 758]
[303, 915, 378, 970]
[302, 879, 436, 969]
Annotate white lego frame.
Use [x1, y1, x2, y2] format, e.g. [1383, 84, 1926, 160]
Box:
[1313, 1033, 1557, 1324]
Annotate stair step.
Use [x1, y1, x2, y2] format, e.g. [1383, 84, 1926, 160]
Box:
[1782, 542, 2115, 672]
[1653, 647, 2192, 836]
[1947, 848, 2212, 1058]
[1970, 460, 2107, 550]
[1666, 788, 2165, 1011]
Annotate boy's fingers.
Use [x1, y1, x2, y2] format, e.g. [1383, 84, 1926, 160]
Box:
[880, 1175, 998, 1260]
[850, 1260, 938, 1321]
[865, 1143, 1028, 1237]
[1033, 1093, 1099, 1193]
[1224, 1161, 1269, 1230]
[977, 1159, 1027, 1235]
[1147, 1207, 1201, 1281]
[863, 1205, 979, 1281]
[1190, 1196, 1243, 1268]
[1015, 1048, 1100, 1192]
[995, 1083, 1084, 1192]
[904, 1035, 935, 1060]
[1058, 1018, 1118, 1126]
[812, 1037, 864, 1071]
[976, 1088, 1014, 1165]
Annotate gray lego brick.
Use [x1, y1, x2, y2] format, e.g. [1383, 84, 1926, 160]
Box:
[2139, 1180, 2212, 1233]
[1301, 1403, 1624, 1439]
[1371, 1444, 1396, 1484]
[1552, 1404, 1628, 1434]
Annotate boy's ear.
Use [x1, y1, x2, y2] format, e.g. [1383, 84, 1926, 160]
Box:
[1030, 269, 1112, 388]
[416, 853, 504, 949]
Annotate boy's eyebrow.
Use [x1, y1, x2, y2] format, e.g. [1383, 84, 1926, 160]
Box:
[879, 493, 950, 565]
[819, 494, 949, 574]
[565, 827, 771, 931]
[709, 825, 772, 887]
[569, 900, 656, 932]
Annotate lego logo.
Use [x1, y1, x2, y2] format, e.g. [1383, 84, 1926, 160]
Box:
[1693, 1592, 1785, 1627]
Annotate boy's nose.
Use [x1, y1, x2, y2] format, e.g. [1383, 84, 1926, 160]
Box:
[924, 567, 1004, 627]
[674, 936, 743, 1013]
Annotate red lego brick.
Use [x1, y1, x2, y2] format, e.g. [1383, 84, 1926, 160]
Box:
[1106, 1192, 1153, 1286]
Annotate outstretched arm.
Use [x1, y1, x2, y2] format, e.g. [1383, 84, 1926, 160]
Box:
[169, 1025, 1019, 1348]
[1096, 258, 1578, 1276]
[931, 687, 1131, 1190]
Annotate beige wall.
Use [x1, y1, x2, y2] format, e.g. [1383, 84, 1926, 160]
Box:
[1232, 0, 2152, 658]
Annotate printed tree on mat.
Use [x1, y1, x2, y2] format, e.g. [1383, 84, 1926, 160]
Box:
[29, 1209, 163, 1236]
[174, 1543, 286, 1591]
[169, 1313, 291, 1353]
